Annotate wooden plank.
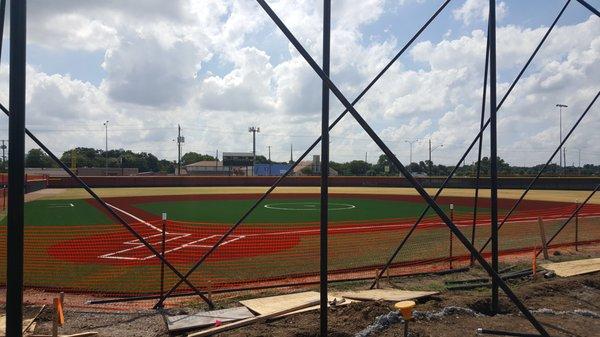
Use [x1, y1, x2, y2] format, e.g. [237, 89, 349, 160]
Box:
[188, 299, 319, 337]
[29, 333, 98, 337]
[166, 307, 254, 333]
[239, 291, 350, 317]
[541, 257, 600, 277]
[338, 289, 437, 302]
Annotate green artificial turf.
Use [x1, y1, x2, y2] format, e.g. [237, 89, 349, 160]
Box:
[7, 199, 113, 227]
[134, 197, 473, 224]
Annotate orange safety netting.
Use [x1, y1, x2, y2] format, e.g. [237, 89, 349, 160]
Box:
[0, 203, 598, 298]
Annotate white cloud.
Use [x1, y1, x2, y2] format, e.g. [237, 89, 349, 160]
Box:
[2, 0, 596, 167]
[453, 0, 508, 25]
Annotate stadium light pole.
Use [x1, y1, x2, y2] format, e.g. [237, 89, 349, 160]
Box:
[428, 139, 443, 176]
[268, 145, 271, 175]
[556, 104, 567, 171]
[103, 120, 108, 175]
[249, 126, 260, 172]
[404, 139, 419, 166]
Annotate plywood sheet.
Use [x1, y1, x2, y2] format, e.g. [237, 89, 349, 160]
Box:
[338, 289, 437, 302]
[541, 257, 600, 277]
[166, 307, 254, 332]
[240, 291, 351, 317]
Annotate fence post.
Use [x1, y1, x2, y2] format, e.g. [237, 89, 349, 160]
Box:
[159, 212, 167, 307]
[575, 200, 579, 251]
[449, 203, 454, 269]
[537, 217, 549, 259]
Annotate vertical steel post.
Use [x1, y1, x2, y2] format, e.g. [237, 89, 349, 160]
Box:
[320, 1, 331, 335]
[7, 0, 27, 335]
[472, 24, 490, 266]
[489, 0, 499, 315]
[449, 204, 454, 269]
[160, 212, 167, 306]
[574, 201, 579, 251]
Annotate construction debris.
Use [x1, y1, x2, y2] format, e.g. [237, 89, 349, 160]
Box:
[166, 307, 254, 333]
[188, 299, 319, 337]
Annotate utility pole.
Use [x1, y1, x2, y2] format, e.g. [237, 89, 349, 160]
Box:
[177, 125, 184, 175]
[268, 145, 272, 175]
[248, 126, 260, 167]
[215, 149, 219, 171]
[0, 139, 6, 171]
[103, 121, 109, 176]
[365, 152, 368, 163]
[428, 139, 443, 176]
[404, 139, 419, 165]
[290, 144, 293, 163]
[556, 104, 567, 171]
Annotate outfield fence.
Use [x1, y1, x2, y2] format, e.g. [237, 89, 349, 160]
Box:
[0, 202, 598, 302]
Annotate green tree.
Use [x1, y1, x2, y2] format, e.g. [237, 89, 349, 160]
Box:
[348, 160, 370, 176]
[26, 148, 54, 168]
[181, 152, 216, 166]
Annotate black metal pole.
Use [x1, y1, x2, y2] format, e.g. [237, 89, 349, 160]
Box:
[489, 0, 499, 316]
[0, 0, 6, 57]
[153, 0, 451, 308]
[575, 0, 600, 17]
[478, 90, 599, 254]
[471, 22, 490, 266]
[159, 213, 167, 307]
[371, 0, 570, 289]
[7, 0, 27, 336]
[575, 201, 579, 251]
[320, 2, 330, 335]
[449, 204, 454, 269]
[256, 2, 548, 334]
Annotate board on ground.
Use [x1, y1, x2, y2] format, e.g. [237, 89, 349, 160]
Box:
[540, 257, 600, 277]
[337, 289, 438, 302]
[239, 291, 352, 317]
[166, 307, 254, 333]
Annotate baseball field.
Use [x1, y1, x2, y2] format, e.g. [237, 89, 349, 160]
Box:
[1, 186, 599, 295]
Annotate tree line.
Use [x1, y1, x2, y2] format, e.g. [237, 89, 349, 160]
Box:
[15, 147, 600, 176]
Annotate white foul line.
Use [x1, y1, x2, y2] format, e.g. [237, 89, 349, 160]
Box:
[106, 202, 162, 232]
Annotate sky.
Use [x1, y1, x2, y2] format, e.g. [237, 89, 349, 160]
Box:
[0, 0, 599, 167]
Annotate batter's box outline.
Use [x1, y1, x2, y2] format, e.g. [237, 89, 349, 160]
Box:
[99, 233, 246, 261]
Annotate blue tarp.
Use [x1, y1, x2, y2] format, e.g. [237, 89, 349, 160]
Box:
[253, 163, 292, 176]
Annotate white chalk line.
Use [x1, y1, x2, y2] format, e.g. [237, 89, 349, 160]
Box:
[106, 202, 162, 232]
[98, 204, 600, 261]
